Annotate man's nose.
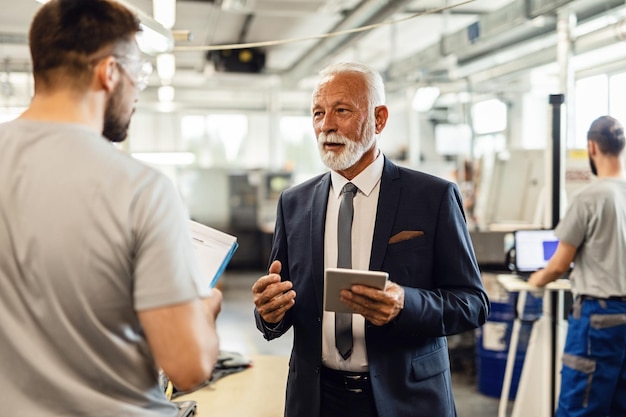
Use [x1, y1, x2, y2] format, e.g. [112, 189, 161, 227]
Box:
[320, 113, 337, 133]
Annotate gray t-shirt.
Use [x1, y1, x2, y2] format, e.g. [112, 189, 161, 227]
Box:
[556, 177, 626, 298]
[0, 120, 203, 416]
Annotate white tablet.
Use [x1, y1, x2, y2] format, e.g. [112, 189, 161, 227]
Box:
[323, 268, 388, 314]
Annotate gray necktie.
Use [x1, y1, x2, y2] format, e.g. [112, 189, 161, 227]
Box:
[335, 182, 357, 360]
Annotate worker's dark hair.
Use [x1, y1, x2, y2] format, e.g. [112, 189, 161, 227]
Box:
[587, 115, 625, 156]
[29, 0, 141, 87]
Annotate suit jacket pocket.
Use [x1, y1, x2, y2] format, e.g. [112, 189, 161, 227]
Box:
[387, 234, 430, 255]
[411, 346, 450, 382]
[389, 230, 424, 244]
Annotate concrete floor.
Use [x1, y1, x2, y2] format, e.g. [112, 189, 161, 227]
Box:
[215, 270, 513, 417]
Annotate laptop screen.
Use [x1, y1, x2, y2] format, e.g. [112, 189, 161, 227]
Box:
[514, 229, 559, 273]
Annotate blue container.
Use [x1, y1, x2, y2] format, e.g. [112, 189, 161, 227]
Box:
[476, 292, 542, 399]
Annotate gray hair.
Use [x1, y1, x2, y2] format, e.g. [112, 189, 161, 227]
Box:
[318, 62, 386, 110]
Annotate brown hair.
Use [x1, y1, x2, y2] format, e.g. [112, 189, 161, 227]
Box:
[29, 0, 141, 89]
[587, 115, 626, 156]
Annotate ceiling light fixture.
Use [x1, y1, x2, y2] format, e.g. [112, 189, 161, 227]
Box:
[136, 24, 174, 55]
[158, 85, 175, 102]
[156, 53, 176, 84]
[172, 30, 193, 42]
[153, 0, 176, 30]
[117, 0, 175, 55]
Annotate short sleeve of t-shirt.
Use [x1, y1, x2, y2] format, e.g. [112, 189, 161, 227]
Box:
[555, 192, 588, 248]
[130, 173, 203, 311]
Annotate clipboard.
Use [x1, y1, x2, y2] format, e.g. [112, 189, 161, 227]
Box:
[323, 268, 388, 314]
[190, 220, 238, 294]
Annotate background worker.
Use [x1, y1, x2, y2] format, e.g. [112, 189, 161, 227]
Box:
[529, 115, 626, 417]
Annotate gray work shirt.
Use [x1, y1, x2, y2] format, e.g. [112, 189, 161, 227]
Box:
[556, 177, 626, 298]
[0, 120, 203, 416]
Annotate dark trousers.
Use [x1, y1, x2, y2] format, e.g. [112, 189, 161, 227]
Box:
[319, 366, 379, 417]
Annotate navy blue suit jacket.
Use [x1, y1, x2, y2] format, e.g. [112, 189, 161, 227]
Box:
[255, 157, 490, 417]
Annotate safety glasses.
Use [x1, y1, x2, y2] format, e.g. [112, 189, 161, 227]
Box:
[114, 55, 153, 91]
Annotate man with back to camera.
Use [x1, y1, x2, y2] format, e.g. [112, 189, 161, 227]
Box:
[0, 1, 222, 415]
[529, 115, 626, 417]
[251, 61, 490, 417]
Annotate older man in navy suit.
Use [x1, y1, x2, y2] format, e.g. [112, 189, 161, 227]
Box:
[252, 61, 490, 417]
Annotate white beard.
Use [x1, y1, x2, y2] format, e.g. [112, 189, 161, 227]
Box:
[317, 122, 376, 172]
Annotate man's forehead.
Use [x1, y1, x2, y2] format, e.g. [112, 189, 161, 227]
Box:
[320, 72, 364, 89]
[313, 74, 367, 106]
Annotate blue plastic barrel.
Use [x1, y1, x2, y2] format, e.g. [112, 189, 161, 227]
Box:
[475, 292, 542, 399]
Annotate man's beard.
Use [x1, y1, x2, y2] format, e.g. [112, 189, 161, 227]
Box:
[317, 119, 376, 172]
[102, 82, 131, 143]
[589, 156, 598, 176]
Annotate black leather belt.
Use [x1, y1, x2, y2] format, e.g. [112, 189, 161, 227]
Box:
[579, 294, 626, 302]
[320, 366, 371, 393]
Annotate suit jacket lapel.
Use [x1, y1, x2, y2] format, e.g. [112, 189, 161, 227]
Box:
[369, 157, 401, 271]
[311, 173, 330, 314]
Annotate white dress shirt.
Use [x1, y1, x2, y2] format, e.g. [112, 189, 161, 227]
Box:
[321, 151, 384, 372]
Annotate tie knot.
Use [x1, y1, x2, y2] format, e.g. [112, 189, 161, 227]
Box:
[342, 182, 358, 196]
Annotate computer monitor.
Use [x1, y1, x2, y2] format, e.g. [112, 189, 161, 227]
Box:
[513, 229, 560, 273]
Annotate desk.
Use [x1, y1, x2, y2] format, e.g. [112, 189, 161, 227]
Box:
[496, 275, 571, 417]
[177, 355, 289, 417]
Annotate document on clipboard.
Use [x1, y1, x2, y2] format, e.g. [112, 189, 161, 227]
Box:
[190, 220, 239, 293]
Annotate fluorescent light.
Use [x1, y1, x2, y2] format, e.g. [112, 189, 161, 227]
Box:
[158, 85, 175, 102]
[137, 23, 174, 55]
[156, 53, 176, 83]
[412, 86, 440, 112]
[153, 0, 176, 30]
[114, 0, 174, 55]
[132, 152, 195, 165]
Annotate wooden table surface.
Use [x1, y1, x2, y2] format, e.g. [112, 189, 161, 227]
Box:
[176, 354, 289, 417]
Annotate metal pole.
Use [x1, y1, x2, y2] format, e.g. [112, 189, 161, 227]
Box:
[549, 94, 564, 229]
[548, 93, 564, 417]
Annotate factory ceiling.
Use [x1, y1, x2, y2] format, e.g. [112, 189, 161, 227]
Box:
[1, 0, 626, 109]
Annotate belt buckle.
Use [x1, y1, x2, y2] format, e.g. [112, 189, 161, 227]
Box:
[344, 374, 365, 393]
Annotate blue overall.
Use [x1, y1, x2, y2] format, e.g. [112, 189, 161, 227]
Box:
[556, 297, 626, 417]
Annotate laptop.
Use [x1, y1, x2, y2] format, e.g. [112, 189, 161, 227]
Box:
[513, 229, 560, 278]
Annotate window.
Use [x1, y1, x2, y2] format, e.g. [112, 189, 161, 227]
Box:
[472, 99, 507, 135]
[609, 72, 626, 126]
[575, 74, 608, 148]
[279, 116, 324, 177]
[207, 114, 248, 162]
[179, 113, 249, 167]
[467, 99, 508, 159]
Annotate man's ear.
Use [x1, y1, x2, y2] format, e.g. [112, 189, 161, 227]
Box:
[374, 105, 389, 134]
[588, 140, 597, 157]
[95, 56, 118, 93]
